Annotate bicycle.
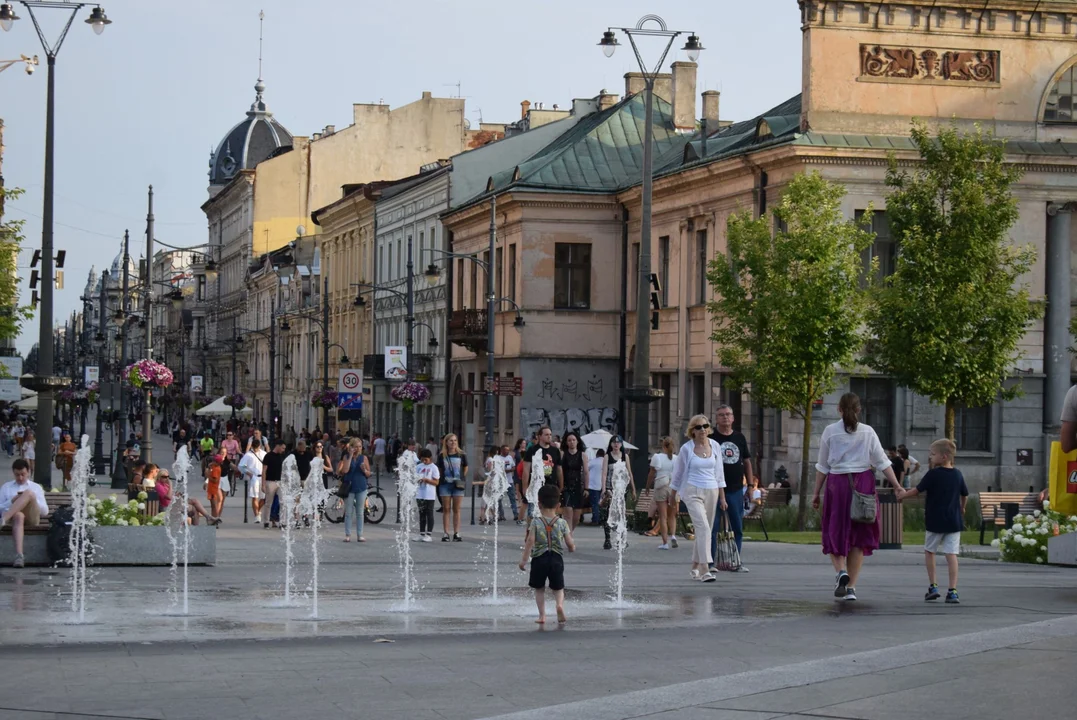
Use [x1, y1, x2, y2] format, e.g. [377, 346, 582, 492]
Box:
[322, 478, 387, 525]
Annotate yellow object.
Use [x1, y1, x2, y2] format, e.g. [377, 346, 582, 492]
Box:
[1047, 442, 1077, 515]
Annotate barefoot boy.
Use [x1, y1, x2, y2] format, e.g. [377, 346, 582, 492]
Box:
[899, 438, 968, 604]
[519, 484, 575, 623]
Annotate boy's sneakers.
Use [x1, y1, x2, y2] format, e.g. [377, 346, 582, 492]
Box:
[945, 589, 960, 604]
[670, 536, 679, 548]
[834, 570, 850, 597]
[844, 587, 857, 601]
[657, 543, 670, 550]
[925, 584, 941, 601]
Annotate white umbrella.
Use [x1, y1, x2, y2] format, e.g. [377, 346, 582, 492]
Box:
[195, 396, 253, 418]
[15, 394, 38, 411]
[580, 429, 637, 452]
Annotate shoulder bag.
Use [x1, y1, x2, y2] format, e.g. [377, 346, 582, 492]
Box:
[848, 474, 877, 524]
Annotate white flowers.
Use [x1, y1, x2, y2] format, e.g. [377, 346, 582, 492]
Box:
[116, 519, 128, 527]
[1036, 556, 1045, 563]
[991, 539, 1000, 548]
[1012, 523, 1024, 533]
[86, 505, 96, 516]
[1043, 500, 1051, 511]
[137, 502, 146, 511]
[1033, 510, 1042, 518]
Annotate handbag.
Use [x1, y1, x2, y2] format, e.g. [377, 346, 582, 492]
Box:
[714, 512, 741, 571]
[848, 474, 877, 524]
[336, 476, 352, 498]
[219, 475, 231, 494]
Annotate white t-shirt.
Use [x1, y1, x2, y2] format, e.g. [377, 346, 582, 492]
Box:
[374, 438, 386, 455]
[502, 454, 515, 480]
[52, 426, 62, 443]
[0, 479, 48, 515]
[815, 420, 891, 475]
[587, 457, 604, 491]
[671, 439, 726, 492]
[417, 462, 439, 501]
[650, 453, 674, 489]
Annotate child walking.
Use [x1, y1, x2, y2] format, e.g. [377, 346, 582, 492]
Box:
[899, 438, 968, 604]
[416, 448, 439, 542]
[519, 484, 575, 624]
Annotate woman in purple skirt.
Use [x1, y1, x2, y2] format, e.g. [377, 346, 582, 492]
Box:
[811, 393, 902, 602]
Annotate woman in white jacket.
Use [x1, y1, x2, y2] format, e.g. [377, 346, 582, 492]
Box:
[670, 414, 727, 582]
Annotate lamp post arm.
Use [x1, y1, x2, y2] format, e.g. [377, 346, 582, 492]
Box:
[426, 248, 489, 271]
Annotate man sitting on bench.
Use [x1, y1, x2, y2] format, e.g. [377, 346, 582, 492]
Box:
[0, 459, 49, 568]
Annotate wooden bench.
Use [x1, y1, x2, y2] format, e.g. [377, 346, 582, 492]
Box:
[0, 492, 72, 536]
[977, 490, 1041, 545]
[634, 488, 696, 537]
[128, 484, 161, 518]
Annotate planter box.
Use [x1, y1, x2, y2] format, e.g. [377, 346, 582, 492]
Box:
[1047, 531, 1077, 567]
[0, 525, 216, 567]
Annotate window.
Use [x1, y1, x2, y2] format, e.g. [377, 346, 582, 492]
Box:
[467, 372, 475, 424]
[456, 258, 465, 310]
[630, 242, 640, 310]
[655, 373, 671, 437]
[696, 230, 708, 305]
[955, 406, 990, 452]
[495, 247, 503, 302]
[479, 373, 487, 429]
[506, 372, 515, 432]
[469, 261, 477, 309]
[428, 227, 436, 267]
[483, 250, 491, 300]
[658, 236, 670, 307]
[396, 239, 402, 280]
[849, 377, 895, 449]
[386, 244, 392, 284]
[1045, 66, 1077, 122]
[508, 244, 517, 302]
[197, 274, 206, 302]
[418, 231, 424, 268]
[856, 210, 895, 286]
[691, 374, 706, 417]
[554, 243, 591, 309]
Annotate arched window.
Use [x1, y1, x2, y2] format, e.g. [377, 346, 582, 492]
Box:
[1044, 65, 1077, 122]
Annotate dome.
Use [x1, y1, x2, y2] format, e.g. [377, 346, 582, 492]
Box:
[109, 243, 139, 282]
[208, 77, 293, 193]
[83, 266, 98, 296]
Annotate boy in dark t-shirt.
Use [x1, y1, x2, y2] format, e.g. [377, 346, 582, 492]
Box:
[899, 438, 968, 604]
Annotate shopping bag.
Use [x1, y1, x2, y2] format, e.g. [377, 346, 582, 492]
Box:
[714, 512, 741, 571]
[1048, 441, 1077, 515]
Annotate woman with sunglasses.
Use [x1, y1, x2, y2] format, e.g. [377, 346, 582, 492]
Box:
[670, 414, 727, 582]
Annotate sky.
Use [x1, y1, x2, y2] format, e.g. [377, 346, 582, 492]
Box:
[0, 0, 803, 356]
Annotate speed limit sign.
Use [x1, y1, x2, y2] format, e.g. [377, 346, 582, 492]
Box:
[338, 368, 362, 392]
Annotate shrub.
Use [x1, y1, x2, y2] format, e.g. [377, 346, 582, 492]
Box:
[994, 502, 1077, 564]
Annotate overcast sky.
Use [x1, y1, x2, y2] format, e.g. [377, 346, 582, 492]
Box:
[1, 0, 802, 355]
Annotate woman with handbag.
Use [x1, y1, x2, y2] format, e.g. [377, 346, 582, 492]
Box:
[437, 434, 468, 542]
[811, 392, 903, 602]
[337, 438, 371, 542]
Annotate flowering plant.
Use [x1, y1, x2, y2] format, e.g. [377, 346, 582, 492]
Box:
[125, 359, 174, 389]
[191, 395, 212, 410]
[993, 501, 1077, 564]
[85, 491, 165, 527]
[224, 393, 247, 410]
[311, 389, 338, 408]
[391, 381, 431, 411]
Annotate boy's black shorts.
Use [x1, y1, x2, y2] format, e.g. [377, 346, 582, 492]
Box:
[528, 550, 565, 591]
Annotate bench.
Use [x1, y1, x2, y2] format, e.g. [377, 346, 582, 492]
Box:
[128, 484, 161, 518]
[634, 488, 694, 537]
[0, 491, 71, 536]
[977, 490, 1041, 545]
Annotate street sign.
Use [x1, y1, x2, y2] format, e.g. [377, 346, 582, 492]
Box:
[84, 366, 99, 384]
[384, 346, 407, 380]
[483, 377, 523, 396]
[337, 368, 363, 411]
[0, 357, 22, 402]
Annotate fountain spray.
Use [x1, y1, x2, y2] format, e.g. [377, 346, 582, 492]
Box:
[482, 456, 509, 601]
[171, 446, 193, 615]
[280, 455, 301, 605]
[395, 451, 420, 610]
[298, 458, 332, 619]
[68, 436, 93, 622]
[608, 461, 630, 607]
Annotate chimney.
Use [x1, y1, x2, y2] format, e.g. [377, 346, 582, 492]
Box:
[521, 99, 531, 118]
[625, 72, 673, 103]
[422, 90, 432, 99]
[671, 61, 698, 132]
[597, 89, 619, 111]
[701, 91, 720, 129]
[624, 72, 646, 97]
[324, 125, 335, 135]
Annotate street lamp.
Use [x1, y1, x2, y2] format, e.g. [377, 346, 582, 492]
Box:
[4, 1, 114, 488]
[599, 13, 700, 483]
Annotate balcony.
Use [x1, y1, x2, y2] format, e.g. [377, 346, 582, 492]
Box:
[447, 309, 487, 354]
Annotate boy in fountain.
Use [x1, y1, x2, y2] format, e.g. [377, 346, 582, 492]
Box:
[519, 483, 575, 624]
[898, 438, 968, 604]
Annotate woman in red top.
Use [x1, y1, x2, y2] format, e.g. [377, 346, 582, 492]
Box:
[204, 457, 224, 518]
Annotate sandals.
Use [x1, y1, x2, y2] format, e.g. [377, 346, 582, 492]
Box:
[442, 534, 451, 542]
[701, 572, 718, 583]
[343, 537, 351, 543]
[690, 568, 702, 580]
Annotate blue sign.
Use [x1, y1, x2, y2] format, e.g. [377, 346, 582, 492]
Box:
[338, 392, 362, 411]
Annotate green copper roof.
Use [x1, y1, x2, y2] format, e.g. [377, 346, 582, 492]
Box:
[488, 92, 690, 194]
[795, 131, 1077, 157]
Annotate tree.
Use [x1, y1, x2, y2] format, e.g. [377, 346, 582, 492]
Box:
[0, 185, 35, 342]
[709, 172, 875, 529]
[865, 122, 1039, 441]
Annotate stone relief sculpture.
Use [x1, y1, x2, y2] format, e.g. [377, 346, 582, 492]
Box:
[859, 45, 999, 84]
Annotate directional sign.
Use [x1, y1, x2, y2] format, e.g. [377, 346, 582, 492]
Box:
[483, 377, 523, 396]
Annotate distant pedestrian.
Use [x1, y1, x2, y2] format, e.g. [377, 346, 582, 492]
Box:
[646, 436, 677, 550]
[437, 434, 468, 542]
[415, 448, 439, 542]
[337, 438, 371, 543]
[599, 435, 635, 551]
[898, 438, 967, 604]
[712, 405, 753, 571]
[519, 484, 575, 624]
[811, 393, 903, 602]
[586, 449, 605, 526]
[373, 434, 386, 472]
[670, 416, 725, 582]
[559, 431, 587, 530]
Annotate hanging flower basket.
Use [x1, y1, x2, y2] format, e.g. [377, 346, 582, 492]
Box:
[311, 389, 338, 409]
[191, 395, 212, 411]
[224, 393, 247, 410]
[391, 381, 430, 411]
[124, 359, 174, 389]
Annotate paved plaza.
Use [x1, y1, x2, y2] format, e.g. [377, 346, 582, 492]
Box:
[0, 429, 1074, 720]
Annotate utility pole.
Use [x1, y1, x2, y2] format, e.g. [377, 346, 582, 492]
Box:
[484, 199, 496, 452]
[112, 229, 130, 488]
[403, 236, 415, 441]
[322, 275, 330, 432]
[142, 186, 154, 464]
[269, 298, 276, 442]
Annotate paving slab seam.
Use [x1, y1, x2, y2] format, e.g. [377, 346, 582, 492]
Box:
[0, 706, 160, 720]
[476, 615, 1077, 720]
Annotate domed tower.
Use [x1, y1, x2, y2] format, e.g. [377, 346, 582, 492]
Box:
[207, 76, 293, 198]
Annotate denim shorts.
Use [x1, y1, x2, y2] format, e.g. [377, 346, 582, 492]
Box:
[438, 482, 465, 498]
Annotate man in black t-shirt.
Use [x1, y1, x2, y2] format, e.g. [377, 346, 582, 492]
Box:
[522, 427, 563, 520]
[711, 404, 754, 570]
[261, 441, 286, 528]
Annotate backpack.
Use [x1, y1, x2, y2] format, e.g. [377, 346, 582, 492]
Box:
[46, 505, 75, 565]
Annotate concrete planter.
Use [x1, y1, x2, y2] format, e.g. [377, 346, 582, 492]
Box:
[1047, 531, 1077, 567]
[1, 525, 216, 567]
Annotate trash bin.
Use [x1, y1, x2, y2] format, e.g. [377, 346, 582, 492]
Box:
[879, 488, 902, 549]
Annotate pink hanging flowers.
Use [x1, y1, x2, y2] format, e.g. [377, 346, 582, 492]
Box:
[124, 359, 174, 389]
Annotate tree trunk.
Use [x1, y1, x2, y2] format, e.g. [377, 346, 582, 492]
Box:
[945, 398, 956, 443]
[796, 401, 814, 531]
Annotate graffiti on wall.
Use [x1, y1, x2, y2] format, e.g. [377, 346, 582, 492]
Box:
[520, 406, 619, 439]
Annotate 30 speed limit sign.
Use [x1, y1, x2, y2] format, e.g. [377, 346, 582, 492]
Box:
[338, 369, 362, 391]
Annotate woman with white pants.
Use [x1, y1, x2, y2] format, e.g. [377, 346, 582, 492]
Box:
[670, 414, 727, 582]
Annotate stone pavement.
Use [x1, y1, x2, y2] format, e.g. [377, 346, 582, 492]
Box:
[0, 419, 1072, 719]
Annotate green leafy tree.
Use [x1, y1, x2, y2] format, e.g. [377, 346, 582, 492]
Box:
[865, 122, 1039, 441]
[709, 172, 875, 529]
[0, 185, 36, 344]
